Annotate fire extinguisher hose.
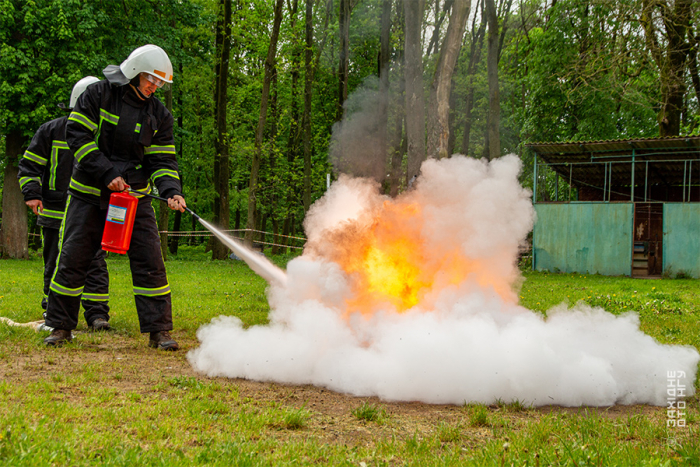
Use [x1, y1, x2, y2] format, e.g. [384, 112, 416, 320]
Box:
[128, 190, 201, 220]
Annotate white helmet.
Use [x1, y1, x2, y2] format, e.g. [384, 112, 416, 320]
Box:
[70, 76, 100, 109]
[119, 44, 173, 83]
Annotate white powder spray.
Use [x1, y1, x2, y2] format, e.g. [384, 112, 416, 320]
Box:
[188, 155, 699, 406]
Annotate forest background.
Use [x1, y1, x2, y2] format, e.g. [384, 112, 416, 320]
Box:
[1, 0, 699, 260]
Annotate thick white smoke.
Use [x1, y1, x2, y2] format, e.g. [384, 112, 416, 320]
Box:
[188, 155, 699, 406]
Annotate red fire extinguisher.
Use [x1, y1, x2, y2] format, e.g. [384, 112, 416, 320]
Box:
[101, 191, 138, 254]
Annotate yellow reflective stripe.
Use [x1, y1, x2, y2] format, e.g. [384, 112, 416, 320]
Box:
[133, 284, 170, 296]
[50, 280, 84, 297]
[129, 184, 152, 198]
[19, 176, 41, 189]
[82, 293, 109, 301]
[135, 123, 141, 133]
[151, 169, 180, 181]
[23, 150, 47, 165]
[69, 178, 100, 196]
[39, 209, 64, 220]
[144, 145, 176, 155]
[75, 142, 98, 162]
[50, 140, 69, 190]
[99, 109, 119, 125]
[68, 111, 97, 132]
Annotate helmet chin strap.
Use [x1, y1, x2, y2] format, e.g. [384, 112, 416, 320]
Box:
[129, 83, 150, 100]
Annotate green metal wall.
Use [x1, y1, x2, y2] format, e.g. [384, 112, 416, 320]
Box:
[533, 203, 633, 275]
[663, 204, 700, 278]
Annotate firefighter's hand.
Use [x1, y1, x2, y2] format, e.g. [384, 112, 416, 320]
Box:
[107, 177, 128, 192]
[26, 199, 43, 216]
[168, 195, 186, 213]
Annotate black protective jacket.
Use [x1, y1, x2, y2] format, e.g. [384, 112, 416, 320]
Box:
[66, 80, 181, 208]
[17, 116, 73, 229]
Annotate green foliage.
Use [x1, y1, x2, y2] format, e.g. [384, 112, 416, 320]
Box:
[512, 0, 658, 144]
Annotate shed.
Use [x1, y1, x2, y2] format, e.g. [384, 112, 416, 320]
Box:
[525, 136, 700, 278]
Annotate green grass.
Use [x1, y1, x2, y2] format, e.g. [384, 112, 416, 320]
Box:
[352, 402, 387, 423]
[0, 259, 699, 465]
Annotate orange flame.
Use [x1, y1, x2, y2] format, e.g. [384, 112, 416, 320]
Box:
[310, 200, 461, 315]
[307, 194, 518, 316]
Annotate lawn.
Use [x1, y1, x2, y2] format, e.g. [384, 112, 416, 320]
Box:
[0, 247, 698, 466]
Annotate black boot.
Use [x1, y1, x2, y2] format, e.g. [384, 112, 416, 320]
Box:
[89, 318, 111, 331]
[149, 331, 179, 351]
[44, 329, 72, 346]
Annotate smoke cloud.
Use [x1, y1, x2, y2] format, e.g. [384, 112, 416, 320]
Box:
[329, 77, 388, 182]
[188, 155, 699, 406]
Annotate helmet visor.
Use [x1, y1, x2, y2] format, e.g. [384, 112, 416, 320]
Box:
[144, 73, 166, 88]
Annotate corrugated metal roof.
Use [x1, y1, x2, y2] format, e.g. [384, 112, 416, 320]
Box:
[525, 135, 700, 157]
[525, 136, 700, 190]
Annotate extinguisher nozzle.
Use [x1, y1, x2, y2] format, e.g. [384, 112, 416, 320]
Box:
[186, 208, 200, 220]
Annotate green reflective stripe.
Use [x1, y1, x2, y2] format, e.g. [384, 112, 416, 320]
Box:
[70, 178, 100, 196]
[53, 141, 69, 150]
[133, 284, 170, 296]
[135, 123, 141, 133]
[144, 145, 176, 155]
[68, 111, 97, 132]
[50, 280, 84, 297]
[99, 109, 119, 125]
[151, 169, 180, 181]
[19, 176, 41, 189]
[83, 293, 109, 301]
[39, 209, 64, 220]
[75, 142, 98, 162]
[23, 150, 48, 165]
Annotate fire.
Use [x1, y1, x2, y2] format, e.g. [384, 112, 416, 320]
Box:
[315, 199, 481, 315]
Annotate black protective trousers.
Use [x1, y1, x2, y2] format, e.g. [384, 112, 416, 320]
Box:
[45, 195, 173, 333]
[42, 226, 110, 325]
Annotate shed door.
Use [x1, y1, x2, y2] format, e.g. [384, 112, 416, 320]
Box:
[632, 203, 663, 277]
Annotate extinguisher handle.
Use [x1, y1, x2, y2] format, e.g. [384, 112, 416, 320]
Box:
[129, 190, 200, 220]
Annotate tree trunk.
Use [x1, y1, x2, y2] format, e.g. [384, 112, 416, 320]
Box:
[157, 86, 176, 261]
[427, 0, 471, 160]
[640, 0, 692, 137]
[378, 0, 392, 191]
[404, 0, 426, 180]
[246, 0, 285, 246]
[0, 130, 28, 259]
[426, 0, 453, 56]
[288, 0, 302, 163]
[170, 63, 184, 256]
[212, 0, 232, 259]
[484, 0, 500, 160]
[302, 0, 314, 212]
[337, 0, 351, 121]
[461, 0, 486, 155]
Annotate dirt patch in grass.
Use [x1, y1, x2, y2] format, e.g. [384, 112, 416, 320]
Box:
[0, 328, 673, 449]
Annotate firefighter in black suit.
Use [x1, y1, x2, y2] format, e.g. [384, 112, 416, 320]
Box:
[18, 76, 111, 330]
[44, 45, 187, 350]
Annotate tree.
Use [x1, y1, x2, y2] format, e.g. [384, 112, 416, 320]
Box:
[0, 1, 104, 258]
[212, 0, 232, 259]
[640, 0, 693, 136]
[404, 0, 426, 180]
[246, 0, 285, 247]
[484, 0, 501, 160]
[427, 0, 471, 159]
[459, 0, 486, 156]
[302, 0, 315, 212]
